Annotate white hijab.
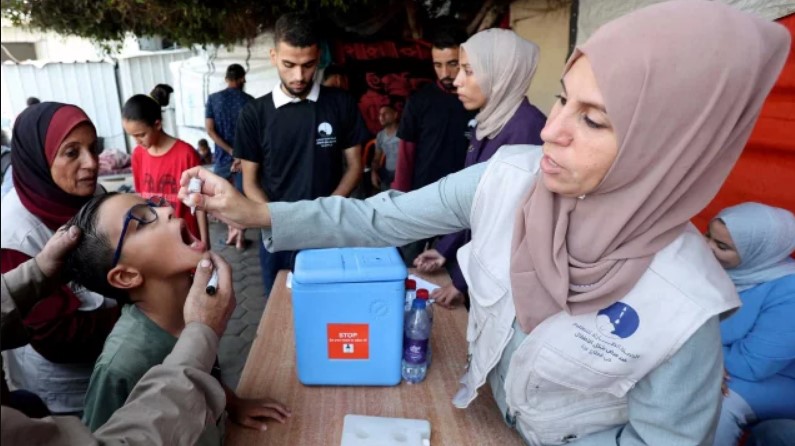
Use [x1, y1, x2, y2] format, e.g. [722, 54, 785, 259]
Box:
[717, 202, 795, 291]
[461, 29, 540, 140]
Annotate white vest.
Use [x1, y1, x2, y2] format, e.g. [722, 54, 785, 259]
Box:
[1, 188, 105, 310]
[452, 145, 739, 445]
[1, 188, 109, 413]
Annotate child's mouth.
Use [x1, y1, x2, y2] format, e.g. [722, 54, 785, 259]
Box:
[180, 221, 206, 252]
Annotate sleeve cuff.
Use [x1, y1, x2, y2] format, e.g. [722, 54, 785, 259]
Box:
[261, 228, 275, 252]
[261, 199, 293, 252]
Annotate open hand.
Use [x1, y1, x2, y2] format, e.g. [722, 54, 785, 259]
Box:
[228, 396, 292, 431]
[35, 225, 81, 278]
[413, 249, 446, 273]
[432, 284, 464, 309]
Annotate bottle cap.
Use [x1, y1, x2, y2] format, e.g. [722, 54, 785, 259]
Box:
[416, 289, 429, 300]
[405, 279, 416, 290]
[188, 177, 203, 193]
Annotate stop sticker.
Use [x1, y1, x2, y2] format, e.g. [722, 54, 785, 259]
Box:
[327, 323, 369, 360]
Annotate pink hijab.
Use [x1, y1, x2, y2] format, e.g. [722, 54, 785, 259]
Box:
[509, 0, 791, 333]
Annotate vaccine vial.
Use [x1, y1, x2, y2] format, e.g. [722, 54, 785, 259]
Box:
[188, 177, 203, 215]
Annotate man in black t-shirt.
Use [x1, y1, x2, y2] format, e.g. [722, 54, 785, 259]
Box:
[234, 13, 370, 297]
[392, 27, 476, 192]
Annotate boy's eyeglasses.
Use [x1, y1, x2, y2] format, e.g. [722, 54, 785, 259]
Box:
[110, 196, 169, 267]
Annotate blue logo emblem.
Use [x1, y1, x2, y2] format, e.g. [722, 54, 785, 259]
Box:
[596, 302, 640, 339]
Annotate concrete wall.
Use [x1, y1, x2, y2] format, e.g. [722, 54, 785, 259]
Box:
[0, 26, 144, 62]
[510, 0, 572, 115]
[577, 0, 795, 45]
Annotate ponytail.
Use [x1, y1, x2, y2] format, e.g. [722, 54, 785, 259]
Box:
[150, 84, 174, 107]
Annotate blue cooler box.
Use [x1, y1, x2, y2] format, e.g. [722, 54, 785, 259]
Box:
[292, 247, 407, 386]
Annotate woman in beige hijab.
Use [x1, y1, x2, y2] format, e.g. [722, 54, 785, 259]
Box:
[181, 1, 790, 444]
[415, 29, 547, 309]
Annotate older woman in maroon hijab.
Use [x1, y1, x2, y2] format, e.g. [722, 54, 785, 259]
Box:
[180, 1, 790, 444]
[1, 103, 120, 414]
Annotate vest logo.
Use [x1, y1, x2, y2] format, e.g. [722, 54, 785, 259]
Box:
[467, 119, 477, 128]
[318, 122, 333, 136]
[595, 302, 640, 339]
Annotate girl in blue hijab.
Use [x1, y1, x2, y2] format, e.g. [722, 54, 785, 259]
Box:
[706, 202, 795, 446]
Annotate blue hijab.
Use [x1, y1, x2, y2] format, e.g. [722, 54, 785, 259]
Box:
[716, 202, 795, 291]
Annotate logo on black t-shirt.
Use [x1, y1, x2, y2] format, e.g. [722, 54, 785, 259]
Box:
[318, 122, 333, 136]
[465, 119, 477, 140]
[316, 122, 337, 148]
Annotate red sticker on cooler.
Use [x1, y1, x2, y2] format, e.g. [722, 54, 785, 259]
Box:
[327, 323, 369, 360]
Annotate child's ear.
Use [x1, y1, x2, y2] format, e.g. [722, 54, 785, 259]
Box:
[107, 265, 143, 291]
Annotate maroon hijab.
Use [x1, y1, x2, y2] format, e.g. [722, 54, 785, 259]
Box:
[11, 102, 96, 230]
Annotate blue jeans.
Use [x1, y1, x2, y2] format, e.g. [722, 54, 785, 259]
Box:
[713, 390, 757, 446]
[258, 235, 294, 300]
[747, 419, 795, 446]
[233, 170, 243, 192]
[213, 160, 233, 181]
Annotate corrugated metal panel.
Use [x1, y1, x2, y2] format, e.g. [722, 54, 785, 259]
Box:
[0, 60, 127, 152]
[117, 50, 192, 144]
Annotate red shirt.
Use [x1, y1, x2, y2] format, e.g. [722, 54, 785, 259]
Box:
[131, 139, 201, 237]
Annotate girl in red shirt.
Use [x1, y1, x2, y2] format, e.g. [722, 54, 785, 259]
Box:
[122, 84, 208, 245]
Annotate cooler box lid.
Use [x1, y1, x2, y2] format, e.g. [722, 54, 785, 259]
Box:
[293, 247, 406, 284]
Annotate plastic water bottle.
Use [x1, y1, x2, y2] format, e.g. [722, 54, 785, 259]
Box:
[415, 289, 433, 367]
[402, 298, 431, 384]
[404, 279, 416, 314]
[415, 289, 433, 322]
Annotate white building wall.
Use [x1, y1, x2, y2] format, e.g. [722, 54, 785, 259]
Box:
[1, 26, 140, 62]
[0, 60, 126, 152]
[169, 33, 281, 147]
[117, 49, 192, 147]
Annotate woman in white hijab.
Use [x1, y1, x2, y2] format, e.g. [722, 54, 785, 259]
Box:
[415, 29, 547, 309]
[706, 202, 795, 446]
